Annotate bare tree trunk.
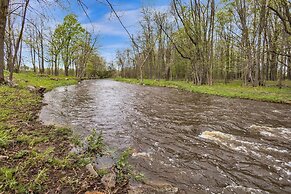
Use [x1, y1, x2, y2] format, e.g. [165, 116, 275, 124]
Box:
[0, 0, 9, 83]
[40, 33, 44, 74]
[54, 55, 58, 76]
[9, 0, 29, 81]
[30, 45, 36, 72]
[260, 14, 268, 85]
[16, 38, 23, 72]
[287, 58, 291, 80]
[208, 0, 215, 85]
[254, 0, 267, 86]
[278, 58, 283, 88]
[6, 10, 13, 76]
[64, 44, 70, 76]
[139, 63, 143, 83]
[37, 41, 41, 73]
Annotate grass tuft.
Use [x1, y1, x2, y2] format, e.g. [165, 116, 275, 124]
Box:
[86, 129, 105, 154]
[0, 128, 11, 148]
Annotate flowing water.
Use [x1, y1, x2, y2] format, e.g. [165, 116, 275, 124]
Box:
[40, 80, 291, 194]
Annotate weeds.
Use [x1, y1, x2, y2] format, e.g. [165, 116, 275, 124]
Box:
[54, 127, 72, 137]
[70, 134, 83, 147]
[30, 168, 48, 191]
[13, 150, 29, 159]
[30, 136, 50, 147]
[86, 129, 105, 154]
[116, 148, 132, 183]
[16, 134, 31, 144]
[0, 167, 19, 191]
[0, 129, 11, 147]
[75, 155, 91, 167]
[116, 148, 144, 183]
[97, 168, 109, 176]
[48, 153, 82, 169]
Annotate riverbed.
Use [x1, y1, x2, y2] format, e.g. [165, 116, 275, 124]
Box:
[40, 80, 291, 194]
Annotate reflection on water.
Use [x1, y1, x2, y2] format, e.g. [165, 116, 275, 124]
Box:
[40, 80, 291, 194]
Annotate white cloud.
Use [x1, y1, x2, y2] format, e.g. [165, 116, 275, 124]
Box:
[82, 5, 170, 36]
[82, 22, 128, 37]
[80, 7, 142, 63]
[99, 42, 131, 62]
[82, 8, 141, 37]
[101, 43, 129, 49]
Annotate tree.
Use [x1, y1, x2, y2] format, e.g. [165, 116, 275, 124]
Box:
[59, 14, 85, 76]
[49, 25, 64, 76]
[8, 0, 30, 81]
[0, 0, 10, 83]
[162, 0, 215, 85]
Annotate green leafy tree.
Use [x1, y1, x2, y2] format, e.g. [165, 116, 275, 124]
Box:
[50, 14, 85, 76]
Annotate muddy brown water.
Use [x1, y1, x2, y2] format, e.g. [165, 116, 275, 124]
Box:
[40, 80, 291, 194]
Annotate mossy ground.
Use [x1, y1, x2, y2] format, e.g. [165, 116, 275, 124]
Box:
[114, 78, 291, 104]
[0, 72, 108, 193]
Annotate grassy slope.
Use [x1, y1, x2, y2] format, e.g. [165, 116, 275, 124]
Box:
[12, 71, 77, 90]
[0, 72, 103, 193]
[0, 72, 78, 128]
[115, 77, 291, 104]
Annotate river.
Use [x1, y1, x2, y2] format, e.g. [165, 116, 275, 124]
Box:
[39, 80, 291, 194]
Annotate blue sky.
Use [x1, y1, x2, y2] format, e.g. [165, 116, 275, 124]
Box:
[46, 0, 172, 63]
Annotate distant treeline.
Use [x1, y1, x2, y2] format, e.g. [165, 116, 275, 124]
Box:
[0, 1, 111, 82]
[116, 0, 291, 87]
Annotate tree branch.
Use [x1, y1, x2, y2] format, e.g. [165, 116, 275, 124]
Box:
[268, 5, 291, 35]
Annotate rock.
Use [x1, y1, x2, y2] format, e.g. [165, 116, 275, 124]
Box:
[38, 86, 46, 94]
[85, 192, 105, 194]
[27, 85, 36, 92]
[101, 172, 116, 189]
[69, 147, 83, 155]
[7, 80, 18, 87]
[128, 180, 179, 194]
[86, 163, 98, 177]
[27, 86, 46, 95]
[0, 155, 9, 160]
[132, 152, 150, 158]
[94, 156, 115, 171]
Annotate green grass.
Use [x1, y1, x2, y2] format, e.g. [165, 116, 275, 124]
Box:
[0, 72, 77, 123]
[0, 86, 39, 122]
[114, 77, 291, 104]
[10, 71, 77, 91]
[0, 72, 102, 193]
[86, 129, 105, 154]
[0, 72, 131, 193]
[0, 127, 11, 147]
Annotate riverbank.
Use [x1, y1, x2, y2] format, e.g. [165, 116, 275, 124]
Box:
[114, 78, 291, 104]
[0, 72, 124, 193]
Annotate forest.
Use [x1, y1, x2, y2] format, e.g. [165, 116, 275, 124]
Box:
[116, 0, 291, 87]
[0, 0, 111, 83]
